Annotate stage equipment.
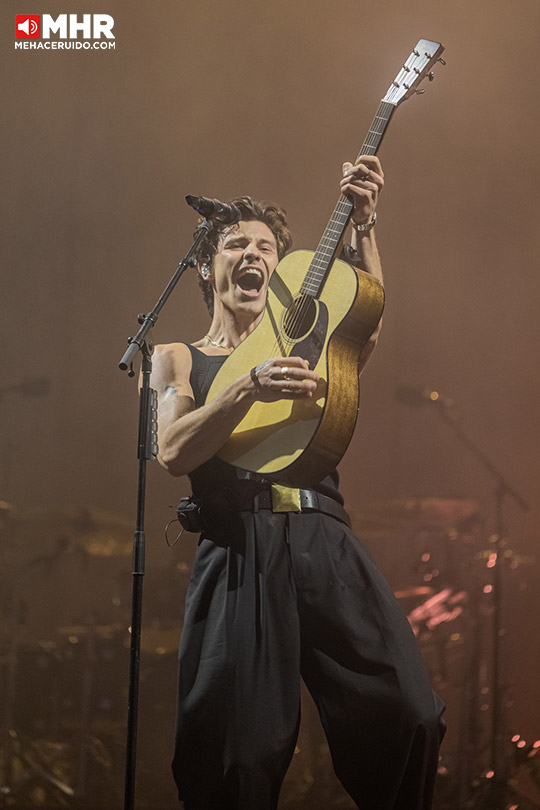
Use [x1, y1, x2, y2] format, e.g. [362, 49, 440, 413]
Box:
[0, 505, 133, 805]
[118, 207, 221, 810]
[0, 505, 191, 808]
[185, 195, 241, 225]
[397, 388, 536, 810]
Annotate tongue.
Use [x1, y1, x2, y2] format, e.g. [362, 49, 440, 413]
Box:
[238, 273, 262, 292]
[239, 280, 260, 291]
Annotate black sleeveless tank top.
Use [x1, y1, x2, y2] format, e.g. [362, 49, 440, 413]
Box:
[186, 344, 343, 504]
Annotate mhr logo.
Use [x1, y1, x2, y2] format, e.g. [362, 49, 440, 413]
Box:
[16, 14, 39, 37]
[15, 14, 115, 39]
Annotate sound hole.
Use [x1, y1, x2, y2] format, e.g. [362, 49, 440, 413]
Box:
[282, 294, 317, 341]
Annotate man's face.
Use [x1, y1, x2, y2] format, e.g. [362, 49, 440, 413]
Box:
[208, 220, 279, 319]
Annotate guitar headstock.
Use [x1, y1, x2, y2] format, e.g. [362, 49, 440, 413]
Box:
[383, 39, 445, 106]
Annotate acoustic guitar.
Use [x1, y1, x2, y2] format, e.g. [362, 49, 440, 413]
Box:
[206, 39, 445, 485]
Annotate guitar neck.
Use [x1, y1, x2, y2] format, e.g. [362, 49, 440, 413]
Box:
[299, 37, 445, 297]
[302, 99, 396, 298]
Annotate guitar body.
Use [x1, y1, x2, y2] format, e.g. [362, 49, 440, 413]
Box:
[205, 250, 385, 485]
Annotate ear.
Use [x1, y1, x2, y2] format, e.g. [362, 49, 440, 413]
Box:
[197, 258, 214, 281]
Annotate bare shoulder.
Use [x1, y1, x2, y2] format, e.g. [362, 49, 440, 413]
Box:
[153, 342, 192, 376]
[151, 342, 194, 398]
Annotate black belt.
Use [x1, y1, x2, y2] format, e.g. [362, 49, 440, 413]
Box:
[249, 488, 350, 527]
[177, 487, 350, 533]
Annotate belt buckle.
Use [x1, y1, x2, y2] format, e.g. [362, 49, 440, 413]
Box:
[271, 484, 302, 512]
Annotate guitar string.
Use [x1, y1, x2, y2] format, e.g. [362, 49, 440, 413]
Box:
[285, 55, 434, 321]
[282, 116, 383, 342]
[269, 197, 354, 361]
[262, 58, 432, 369]
[268, 103, 389, 363]
[298, 104, 388, 296]
[271, 123, 383, 363]
[292, 126, 380, 306]
[265, 56, 433, 369]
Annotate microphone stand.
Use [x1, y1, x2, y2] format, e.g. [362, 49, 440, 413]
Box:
[432, 406, 532, 809]
[117, 219, 212, 810]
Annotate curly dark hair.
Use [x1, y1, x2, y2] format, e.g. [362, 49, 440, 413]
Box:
[195, 196, 292, 316]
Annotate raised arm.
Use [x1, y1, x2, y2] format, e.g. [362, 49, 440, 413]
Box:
[340, 154, 385, 369]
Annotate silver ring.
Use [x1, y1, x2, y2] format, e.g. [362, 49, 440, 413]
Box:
[281, 366, 290, 380]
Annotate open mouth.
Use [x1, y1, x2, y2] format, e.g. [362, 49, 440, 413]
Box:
[236, 267, 264, 296]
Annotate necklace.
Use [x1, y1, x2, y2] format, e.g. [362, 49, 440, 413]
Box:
[204, 333, 233, 351]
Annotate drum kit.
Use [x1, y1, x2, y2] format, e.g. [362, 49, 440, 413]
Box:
[0, 496, 538, 809]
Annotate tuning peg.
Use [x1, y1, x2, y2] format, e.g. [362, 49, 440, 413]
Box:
[438, 57, 446, 65]
[415, 88, 426, 95]
[428, 72, 435, 81]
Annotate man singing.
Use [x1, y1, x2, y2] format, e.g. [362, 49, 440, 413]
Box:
[150, 156, 445, 810]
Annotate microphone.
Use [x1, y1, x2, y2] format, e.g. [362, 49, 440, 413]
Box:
[185, 195, 241, 225]
[395, 385, 455, 409]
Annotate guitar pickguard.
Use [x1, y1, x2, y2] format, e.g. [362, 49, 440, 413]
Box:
[288, 300, 329, 371]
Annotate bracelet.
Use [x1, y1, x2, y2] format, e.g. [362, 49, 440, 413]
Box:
[250, 366, 264, 393]
[351, 212, 377, 233]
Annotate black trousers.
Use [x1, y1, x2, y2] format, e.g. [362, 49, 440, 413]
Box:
[172, 510, 445, 810]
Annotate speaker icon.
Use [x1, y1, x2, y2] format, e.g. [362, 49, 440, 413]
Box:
[15, 15, 40, 38]
[18, 18, 36, 35]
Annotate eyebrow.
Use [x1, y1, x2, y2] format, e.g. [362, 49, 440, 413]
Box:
[223, 234, 276, 249]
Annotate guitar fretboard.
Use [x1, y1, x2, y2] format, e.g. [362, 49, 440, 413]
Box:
[301, 99, 396, 298]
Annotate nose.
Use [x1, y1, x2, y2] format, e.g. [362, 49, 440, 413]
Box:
[243, 241, 261, 262]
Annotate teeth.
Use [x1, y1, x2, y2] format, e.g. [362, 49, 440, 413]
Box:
[238, 268, 263, 280]
[237, 267, 264, 293]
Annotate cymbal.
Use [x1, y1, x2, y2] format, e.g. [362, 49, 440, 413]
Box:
[353, 497, 479, 534]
